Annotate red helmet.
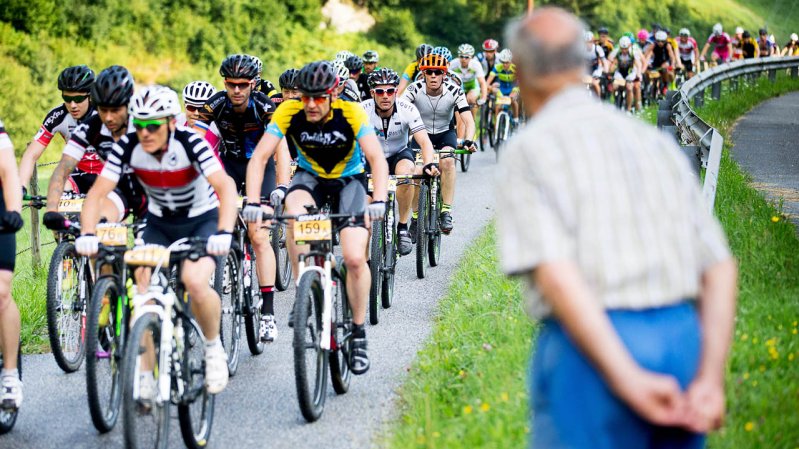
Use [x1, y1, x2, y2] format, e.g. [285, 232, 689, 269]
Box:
[482, 39, 499, 51]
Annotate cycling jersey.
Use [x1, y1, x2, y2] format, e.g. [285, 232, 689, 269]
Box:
[266, 99, 373, 179]
[402, 61, 419, 82]
[256, 79, 278, 98]
[357, 72, 372, 101]
[489, 64, 518, 96]
[598, 40, 614, 59]
[707, 33, 732, 60]
[185, 119, 221, 152]
[785, 42, 799, 56]
[677, 37, 698, 61]
[609, 49, 640, 77]
[731, 36, 744, 59]
[64, 114, 135, 174]
[197, 90, 276, 161]
[758, 38, 774, 56]
[448, 58, 485, 92]
[476, 53, 496, 76]
[101, 127, 221, 218]
[586, 44, 606, 71]
[651, 43, 671, 67]
[33, 105, 96, 148]
[401, 80, 470, 135]
[362, 98, 425, 157]
[340, 79, 361, 102]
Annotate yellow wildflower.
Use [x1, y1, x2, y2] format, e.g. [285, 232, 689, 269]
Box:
[745, 422, 755, 431]
[433, 432, 441, 438]
[743, 372, 750, 380]
[501, 392, 510, 402]
[480, 403, 491, 412]
[771, 216, 780, 222]
[789, 353, 795, 361]
[463, 405, 473, 415]
[741, 333, 749, 341]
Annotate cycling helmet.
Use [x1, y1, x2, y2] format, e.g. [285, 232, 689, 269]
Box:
[333, 61, 350, 82]
[598, 27, 609, 35]
[655, 30, 668, 42]
[416, 44, 434, 60]
[791, 33, 798, 42]
[298, 61, 339, 96]
[623, 31, 636, 41]
[679, 28, 690, 37]
[619, 36, 632, 49]
[759, 28, 768, 35]
[344, 55, 364, 73]
[91, 65, 134, 107]
[220, 54, 259, 80]
[742, 30, 751, 39]
[249, 55, 263, 74]
[182, 81, 217, 107]
[735, 26, 744, 34]
[458, 43, 475, 57]
[482, 39, 499, 51]
[278, 68, 299, 90]
[58, 65, 95, 92]
[419, 53, 449, 71]
[363, 50, 379, 63]
[497, 49, 513, 63]
[335, 50, 355, 62]
[129, 85, 181, 120]
[637, 29, 649, 42]
[585, 30, 595, 42]
[367, 68, 400, 89]
[713, 23, 723, 35]
[769, 34, 776, 44]
[432, 46, 453, 62]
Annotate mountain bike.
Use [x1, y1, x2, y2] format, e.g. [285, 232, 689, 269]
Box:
[493, 96, 515, 160]
[613, 78, 628, 110]
[271, 200, 292, 292]
[121, 238, 217, 449]
[478, 93, 495, 152]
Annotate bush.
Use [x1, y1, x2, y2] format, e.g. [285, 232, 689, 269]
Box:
[370, 8, 424, 49]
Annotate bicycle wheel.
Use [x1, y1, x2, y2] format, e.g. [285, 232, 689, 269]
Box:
[86, 277, 123, 433]
[293, 270, 328, 422]
[216, 252, 241, 376]
[178, 320, 216, 449]
[272, 207, 292, 291]
[415, 182, 429, 279]
[478, 106, 488, 152]
[243, 245, 265, 355]
[46, 240, 87, 373]
[428, 179, 442, 267]
[368, 220, 382, 325]
[459, 151, 471, 172]
[122, 312, 170, 449]
[329, 260, 351, 395]
[381, 198, 397, 309]
[0, 342, 21, 434]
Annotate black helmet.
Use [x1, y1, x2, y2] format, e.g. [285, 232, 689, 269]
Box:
[279, 68, 299, 90]
[759, 28, 768, 35]
[219, 54, 259, 80]
[58, 65, 95, 92]
[297, 61, 339, 95]
[344, 55, 364, 73]
[416, 44, 434, 60]
[91, 65, 134, 107]
[598, 26, 609, 35]
[367, 68, 400, 89]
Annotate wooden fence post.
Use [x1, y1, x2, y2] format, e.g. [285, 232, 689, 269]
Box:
[30, 165, 41, 268]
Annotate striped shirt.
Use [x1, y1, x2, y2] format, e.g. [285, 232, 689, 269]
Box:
[101, 126, 222, 218]
[496, 87, 731, 319]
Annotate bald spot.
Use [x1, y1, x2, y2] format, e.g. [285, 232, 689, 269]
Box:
[521, 7, 583, 51]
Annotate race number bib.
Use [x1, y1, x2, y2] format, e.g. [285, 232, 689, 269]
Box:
[367, 177, 398, 193]
[97, 223, 128, 246]
[293, 215, 332, 244]
[124, 245, 171, 267]
[58, 198, 84, 213]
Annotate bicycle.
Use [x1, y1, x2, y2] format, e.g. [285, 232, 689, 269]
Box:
[613, 78, 628, 110]
[493, 95, 515, 159]
[121, 237, 217, 449]
[478, 93, 496, 152]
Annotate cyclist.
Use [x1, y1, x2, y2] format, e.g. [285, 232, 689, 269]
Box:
[362, 68, 439, 256]
[196, 54, 281, 342]
[359, 50, 380, 100]
[608, 36, 643, 111]
[344, 55, 364, 100]
[244, 61, 389, 375]
[250, 55, 279, 99]
[43, 65, 147, 230]
[449, 44, 488, 120]
[19, 65, 97, 193]
[401, 53, 475, 235]
[335, 50, 355, 64]
[584, 31, 608, 97]
[182, 81, 222, 153]
[700, 23, 733, 66]
[644, 30, 679, 90]
[486, 49, 520, 126]
[677, 28, 700, 78]
[477, 38, 499, 75]
[782, 33, 799, 56]
[333, 61, 361, 102]
[597, 27, 614, 57]
[433, 46, 454, 64]
[732, 26, 745, 60]
[76, 85, 237, 396]
[0, 118, 24, 411]
[637, 29, 652, 54]
[741, 31, 760, 59]
[272, 68, 301, 105]
[398, 43, 433, 95]
[758, 28, 776, 57]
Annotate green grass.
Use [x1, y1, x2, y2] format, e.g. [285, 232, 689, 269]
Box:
[386, 76, 799, 448]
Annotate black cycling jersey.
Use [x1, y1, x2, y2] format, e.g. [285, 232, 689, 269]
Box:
[652, 43, 670, 67]
[340, 80, 361, 103]
[197, 90, 276, 161]
[270, 92, 286, 107]
[357, 72, 372, 101]
[256, 79, 279, 98]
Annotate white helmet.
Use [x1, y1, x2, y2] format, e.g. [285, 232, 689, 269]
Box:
[679, 28, 691, 37]
[335, 50, 355, 62]
[792, 33, 799, 41]
[497, 49, 513, 63]
[457, 43, 475, 57]
[735, 26, 744, 35]
[129, 85, 181, 120]
[619, 36, 632, 49]
[182, 81, 217, 107]
[584, 30, 594, 42]
[249, 55, 263, 74]
[713, 23, 723, 35]
[655, 30, 668, 41]
[333, 61, 349, 83]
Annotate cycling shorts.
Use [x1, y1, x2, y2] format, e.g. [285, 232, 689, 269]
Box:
[711, 49, 730, 62]
[497, 84, 516, 97]
[0, 194, 15, 272]
[222, 156, 276, 198]
[365, 147, 414, 175]
[68, 171, 97, 194]
[141, 208, 219, 250]
[411, 129, 458, 152]
[682, 60, 694, 73]
[287, 170, 367, 229]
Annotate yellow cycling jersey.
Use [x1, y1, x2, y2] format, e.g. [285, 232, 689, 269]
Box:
[266, 99, 374, 179]
[402, 61, 419, 81]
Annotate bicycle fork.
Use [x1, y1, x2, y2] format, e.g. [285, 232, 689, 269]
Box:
[296, 258, 334, 351]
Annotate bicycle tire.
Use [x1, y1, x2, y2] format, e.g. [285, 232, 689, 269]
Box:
[293, 270, 328, 422]
[243, 245, 265, 355]
[459, 151, 471, 172]
[122, 312, 170, 449]
[272, 207, 292, 291]
[46, 241, 87, 373]
[368, 220, 382, 325]
[428, 179, 442, 267]
[0, 342, 21, 434]
[478, 106, 488, 152]
[381, 198, 397, 309]
[178, 319, 216, 449]
[415, 182, 429, 279]
[86, 277, 123, 433]
[216, 253, 242, 376]
[329, 260, 351, 395]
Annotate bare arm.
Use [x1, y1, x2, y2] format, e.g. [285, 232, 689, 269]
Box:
[397, 78, 410, 97]
[46, 155, 79, 211]
[478, 75, 487, 102]
[80, 176, 118, 235]
[360, 133, 388, 202]
[19, 140, 46, 189]
[0, 147, 22, 212]
[245, 133, 280, 202]
[206, 170, 238, 233]
[460, 110, 476, 141]
[275, 138, 292, 187]
[700, 42, 710, 59]
[412, 129, 435, 166]
[695, 259, 737, 382]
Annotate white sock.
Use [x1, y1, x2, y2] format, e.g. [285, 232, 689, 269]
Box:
[1, 369, 19, 379]
[205, 336, 222, 349]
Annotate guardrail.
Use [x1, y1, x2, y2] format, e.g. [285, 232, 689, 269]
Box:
[657, 56, 799, 212]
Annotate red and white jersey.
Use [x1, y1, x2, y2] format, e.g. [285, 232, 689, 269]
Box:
[677, 37, 698, 61]
[101, 126, 222, 218]
[184, 119, 222, 153]
[34, 105, 96, 147]
[0, 118, 12, 152]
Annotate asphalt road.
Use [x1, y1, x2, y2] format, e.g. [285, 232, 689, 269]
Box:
[3, 149, 497, 448]
[730, 91, 799, 229]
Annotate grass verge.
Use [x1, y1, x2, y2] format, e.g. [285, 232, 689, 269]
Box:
[386, 75, 799, 448]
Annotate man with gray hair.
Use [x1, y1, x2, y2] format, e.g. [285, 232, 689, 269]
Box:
[496, 8, 738, 449]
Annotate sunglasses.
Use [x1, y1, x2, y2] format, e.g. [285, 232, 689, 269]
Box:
[459, 55, 472, 59]
[62, 94, 89, 104]
[185, 105, 202, 112]
[225, 81, 252, 91]
[424, 69, 445, 76]
[301, 95, 330, 105]
[133, 118, 167, 133]
[373, 88, 396, 96]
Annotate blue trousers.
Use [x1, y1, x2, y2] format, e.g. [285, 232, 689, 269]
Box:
[530, 302, 705, 449]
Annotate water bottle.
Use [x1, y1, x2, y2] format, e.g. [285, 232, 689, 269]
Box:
[243, 249, 252, 288]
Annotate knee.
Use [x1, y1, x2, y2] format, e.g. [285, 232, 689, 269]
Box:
[441, 158, 455, 170]
[0, 283, 12, 311]
[344, 252, 366, 273]
[182, 273, 210, 299]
